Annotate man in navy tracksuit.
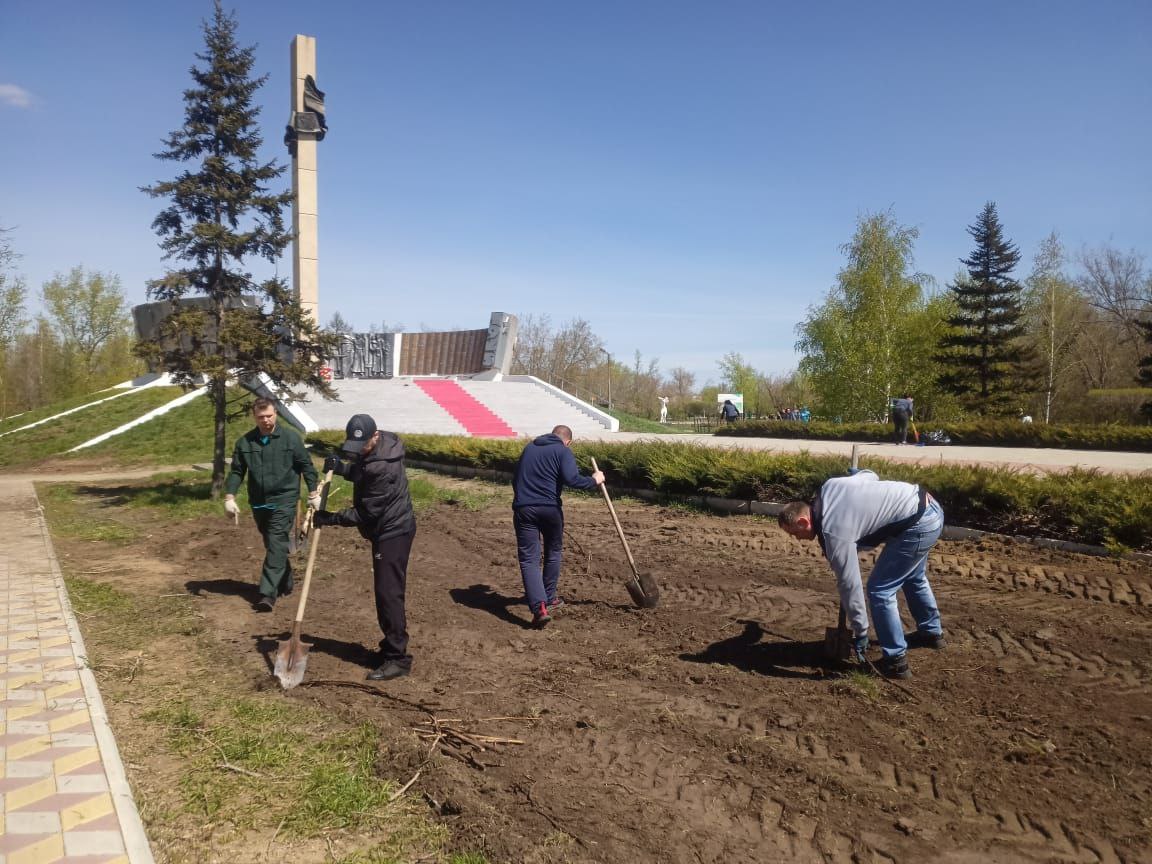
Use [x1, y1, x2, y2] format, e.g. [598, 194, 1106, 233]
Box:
[512, 425, 605, 628]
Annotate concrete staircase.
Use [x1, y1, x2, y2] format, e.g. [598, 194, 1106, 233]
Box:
[414, 379, 517, 437]
[456, 379, 611, 438]
[290, 377, 615, 438]
[297, 378, 467, 435]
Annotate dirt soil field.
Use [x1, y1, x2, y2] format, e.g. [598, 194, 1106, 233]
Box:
[64, 476, 1152, 863]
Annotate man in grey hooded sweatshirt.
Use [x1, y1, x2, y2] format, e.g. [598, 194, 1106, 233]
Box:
[777, 469, 945, 678]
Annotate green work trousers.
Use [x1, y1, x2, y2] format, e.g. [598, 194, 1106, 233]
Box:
[252, 504, 296, 599]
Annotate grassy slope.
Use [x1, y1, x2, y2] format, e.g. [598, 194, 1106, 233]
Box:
[606, 408, 695, 434]
[0, 386, 186, 467]
[0, 387, 143, 434]
[78, 388, 257, 466]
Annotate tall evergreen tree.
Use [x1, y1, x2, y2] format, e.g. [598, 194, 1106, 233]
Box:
[936, 202, 1035, 415]
[138, 2, 336, 495]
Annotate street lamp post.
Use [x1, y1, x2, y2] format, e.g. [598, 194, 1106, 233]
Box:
[599, 347, 612, 409]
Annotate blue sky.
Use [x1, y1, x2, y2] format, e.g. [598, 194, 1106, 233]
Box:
[2, 0, 1149, 383]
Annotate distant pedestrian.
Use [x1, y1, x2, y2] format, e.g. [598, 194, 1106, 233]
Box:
[512, 425, 605, 627]
[892, 394, 914, 444]
[313, 414, 417, 681]
[777, 469, 945, 679]
[721, 399, 740, 423]
[224, 398, 320, 612]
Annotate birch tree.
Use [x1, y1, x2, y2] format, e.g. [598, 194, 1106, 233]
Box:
[796, 210, 940, 421]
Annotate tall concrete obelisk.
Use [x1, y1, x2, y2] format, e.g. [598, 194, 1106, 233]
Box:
[288, 35, 325, 327]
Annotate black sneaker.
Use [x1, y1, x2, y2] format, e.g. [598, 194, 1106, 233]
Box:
[531, 602, 552, 629]
[366, 661, 411, 681]
[255, 595, 276, 613]
[906, 630, 946, 650]
[876, 654, 911, 679]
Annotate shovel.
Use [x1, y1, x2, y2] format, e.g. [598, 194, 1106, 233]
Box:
[590, 458, 660, 608]
[289, 500, 302, 554]
[274, 468, 334, 689]
[824, 605, 855, 663]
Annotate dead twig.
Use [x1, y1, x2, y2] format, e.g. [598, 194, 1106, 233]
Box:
[436, 715, 539, 724]
[264, 817, 286, 862]
[388, 769, 422, 803]
[195, 731, 264, 778]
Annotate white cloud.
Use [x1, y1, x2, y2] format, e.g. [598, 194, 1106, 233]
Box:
[0, 84, 33, 108]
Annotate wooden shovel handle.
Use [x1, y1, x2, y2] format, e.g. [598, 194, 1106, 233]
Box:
[591, 458, 641, 581]
[293, 469, 334, 627]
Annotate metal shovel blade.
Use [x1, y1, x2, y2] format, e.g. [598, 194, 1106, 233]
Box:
[273, 636, 313, 689]
[626, 576, 660, 609]
[823, 626, 854, 663]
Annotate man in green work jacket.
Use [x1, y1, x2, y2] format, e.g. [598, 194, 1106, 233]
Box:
[224, 398, 320, 611]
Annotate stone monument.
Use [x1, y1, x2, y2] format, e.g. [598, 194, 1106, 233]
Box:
[284, 35, 326, 327]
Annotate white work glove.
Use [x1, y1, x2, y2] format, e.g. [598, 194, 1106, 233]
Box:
[224, 497, 241, 516]
[307, 491, 322, 510]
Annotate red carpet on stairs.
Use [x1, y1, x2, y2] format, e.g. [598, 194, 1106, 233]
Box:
[415, 379, 517, 437]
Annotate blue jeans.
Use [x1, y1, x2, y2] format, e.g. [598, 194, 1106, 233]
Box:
[867, 500, 944, 658]
[514, 505, 564, 610]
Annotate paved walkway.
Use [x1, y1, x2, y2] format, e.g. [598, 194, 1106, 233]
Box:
[0, 478, 153, 864]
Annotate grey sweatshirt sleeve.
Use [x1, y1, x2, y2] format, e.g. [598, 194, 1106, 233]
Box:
[823, 533, 869, 637]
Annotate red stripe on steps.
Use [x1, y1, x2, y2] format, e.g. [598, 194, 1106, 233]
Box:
[414, 379, 517, 437]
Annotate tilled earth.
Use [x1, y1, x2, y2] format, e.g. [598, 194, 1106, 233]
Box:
[105, 480, 1152, 862]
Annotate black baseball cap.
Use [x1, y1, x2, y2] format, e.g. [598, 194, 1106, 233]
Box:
[341, 413, 378, 455]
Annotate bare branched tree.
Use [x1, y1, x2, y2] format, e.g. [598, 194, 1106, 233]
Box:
[1077, 245, 1149, 346]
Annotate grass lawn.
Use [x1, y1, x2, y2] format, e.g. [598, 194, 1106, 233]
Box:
[0, 386, 185, 467]
[605, 408, 696, 434]
[42, 476, 491, 864]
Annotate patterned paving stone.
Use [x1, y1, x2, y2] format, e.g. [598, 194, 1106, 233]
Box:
[0, 479, 153, 863]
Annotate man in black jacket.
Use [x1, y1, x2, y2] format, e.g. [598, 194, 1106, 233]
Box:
[512, 425, 605, 628]
[314, 414, 417, 681]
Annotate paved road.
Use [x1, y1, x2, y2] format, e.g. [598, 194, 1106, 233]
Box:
[578, 431, 1151, 475]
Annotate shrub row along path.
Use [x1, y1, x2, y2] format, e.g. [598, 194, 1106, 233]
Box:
[27, 467, 1152, 863]
[0, 473, 155, 864]
[583, 431, 1152, 475]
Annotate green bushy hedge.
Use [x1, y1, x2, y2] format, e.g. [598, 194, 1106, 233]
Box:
[309, 433, 1152, 553]
[715, 418, 1152, 452]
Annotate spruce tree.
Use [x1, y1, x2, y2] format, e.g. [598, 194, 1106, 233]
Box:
[936, 202, 1035, 415]
[139, 1, 336, 495]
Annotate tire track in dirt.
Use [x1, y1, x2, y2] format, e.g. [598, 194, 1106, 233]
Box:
[938, 625, 1152, 695]
[628, 691, 1138, 864]
[660, 522, 1152, 609]
[541, 727, 891, 864]
[934, 553, 1152, 607]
